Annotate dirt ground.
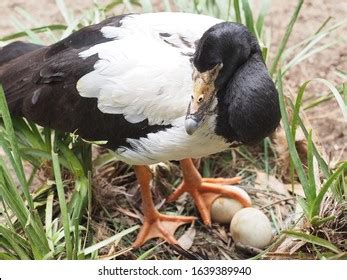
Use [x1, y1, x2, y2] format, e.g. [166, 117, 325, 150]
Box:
[0, 0, 346, 162]
[267, 0, 347, 164]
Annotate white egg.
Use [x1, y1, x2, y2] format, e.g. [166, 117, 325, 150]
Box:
[211, 185, 251, 224]
[230, 207, 272, 249]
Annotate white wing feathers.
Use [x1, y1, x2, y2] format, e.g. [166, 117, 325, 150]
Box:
[76, 13, 222, 125]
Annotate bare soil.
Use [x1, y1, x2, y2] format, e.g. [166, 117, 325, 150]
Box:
[266, 0, 347, 163]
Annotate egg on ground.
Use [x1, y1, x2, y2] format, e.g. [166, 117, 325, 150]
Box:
[229, 207, 273, 249]
[211, 185, 251, 224]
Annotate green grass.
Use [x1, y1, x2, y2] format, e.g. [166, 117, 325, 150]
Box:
[0, 0, 346, 259]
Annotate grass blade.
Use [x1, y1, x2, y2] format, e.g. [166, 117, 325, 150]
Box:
[241, 0, 255, 34]
[270, 0, 304, 76]
[233, 0, 242, 23]
[56, 0, 74, 27]
[283, 230, 341, 254]
[57, 141, 85, 177]
[137, 242, 164, 260]
[277, 75, 309, 193]
[288, 100, 331, 178]
[83, 225, 139, 256]
[307, 131, 317, 203]
[0, 86, 33, 210]
[45, 191, 55, 251]
[256, 0, 270, 36]
[314, 78, 347, 121]
[51, 150, 73, 259]
[0, 226, 30, 259]
[0, 25, 66, 41]
[291, 81, 308, 138]
[311, 162, 347, 218]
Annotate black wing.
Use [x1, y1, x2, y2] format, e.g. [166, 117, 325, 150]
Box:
[0, 15, 169, 150]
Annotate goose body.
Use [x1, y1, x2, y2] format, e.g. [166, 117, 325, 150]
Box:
[0, 12, 280, 247]
[78, 14, 231, 164]
[0, 13, 279, 165]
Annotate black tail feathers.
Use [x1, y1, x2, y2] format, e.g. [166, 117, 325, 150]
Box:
[0, 41, 43, 66]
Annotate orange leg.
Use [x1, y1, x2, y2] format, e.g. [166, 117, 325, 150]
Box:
[132, 165, 196, 248]
[166, 159, 251, 226]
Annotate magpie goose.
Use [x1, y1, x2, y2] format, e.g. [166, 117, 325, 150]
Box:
[0, 12, 281, 247]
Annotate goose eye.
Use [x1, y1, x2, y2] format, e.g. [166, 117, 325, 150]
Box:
[197, 95, 204, 103]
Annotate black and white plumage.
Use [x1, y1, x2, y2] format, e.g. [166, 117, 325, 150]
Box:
[0, 12, 280, 166]
[0, 12, 281, 247]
